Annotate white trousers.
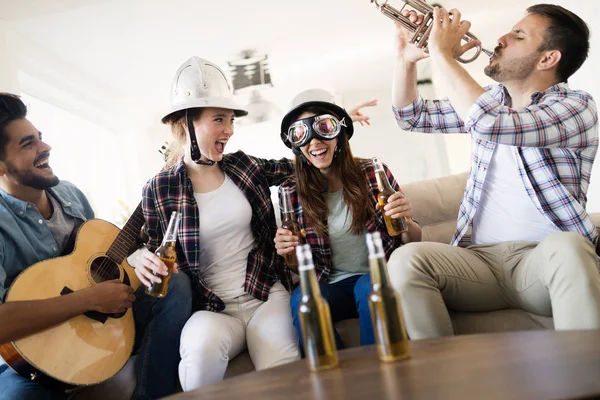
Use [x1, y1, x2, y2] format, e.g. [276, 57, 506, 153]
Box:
[178, 282, 300, 391]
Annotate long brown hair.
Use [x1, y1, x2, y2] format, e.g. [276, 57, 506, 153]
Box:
[293, 107, 374, 237]
[161, 108, 203, 168]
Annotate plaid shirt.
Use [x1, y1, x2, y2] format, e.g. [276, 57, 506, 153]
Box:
[279, 159, 404, 282]
[394, 82, 599, 246]
[142, 151, 294, 312]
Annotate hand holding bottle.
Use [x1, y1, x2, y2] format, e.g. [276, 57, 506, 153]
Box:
[376, 191, 413, 220]
[133, 248, 178, 288]
[372, 157, 409, 236]
[274, 228, 300, 257]
[145, 211, 182, 298]
[278, 187, 305, 268]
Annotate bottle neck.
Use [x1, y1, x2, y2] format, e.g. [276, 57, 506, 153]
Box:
[369, 256, 391, 288]
[160, 237, 176, 248]
[281, 211, 297, 228]
[299, 265, 321, 298]
[375, 170, 394, 193]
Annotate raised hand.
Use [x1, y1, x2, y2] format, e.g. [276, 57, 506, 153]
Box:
[428, 7, 480, 60]
[396, 10, 430, 63]
[349, 99, 378, 126]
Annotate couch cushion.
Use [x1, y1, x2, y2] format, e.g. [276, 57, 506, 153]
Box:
[451, 310, 553, 333]
[402, 172, 468, 244]
[323, 309, 554, 351]
[421, 220, 459, 244]
[224, 352, 255, 378]
[68, 357, 136, 400]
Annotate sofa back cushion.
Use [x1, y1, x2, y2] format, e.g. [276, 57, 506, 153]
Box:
[402, 172, 468, 244]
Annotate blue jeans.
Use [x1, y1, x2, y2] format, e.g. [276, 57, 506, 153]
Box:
[0, 272, 192, 400]
[290, 273, 374, 351]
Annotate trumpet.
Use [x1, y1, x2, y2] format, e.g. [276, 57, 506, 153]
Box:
[370, 0, 493, 63]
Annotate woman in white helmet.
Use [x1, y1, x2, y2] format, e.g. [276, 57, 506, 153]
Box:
[274, 89, 422, 351]
[135, 57, 300, 390]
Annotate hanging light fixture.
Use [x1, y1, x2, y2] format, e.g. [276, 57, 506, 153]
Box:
[228, 50, 281, 124]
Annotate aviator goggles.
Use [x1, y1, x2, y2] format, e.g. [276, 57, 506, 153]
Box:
[287, 114, 347, 148]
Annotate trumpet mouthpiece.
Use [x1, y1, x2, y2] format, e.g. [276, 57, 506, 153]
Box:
[481, 48, 494, 58]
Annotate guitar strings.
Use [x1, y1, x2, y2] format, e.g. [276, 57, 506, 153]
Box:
[95, 223, 137, 281]
[94, 210, 144, 283]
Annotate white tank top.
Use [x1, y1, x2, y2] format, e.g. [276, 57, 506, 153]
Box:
[194, 175, 255, 301]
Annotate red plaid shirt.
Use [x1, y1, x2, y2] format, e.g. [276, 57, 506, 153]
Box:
[142, 151, 294, 312]
[279, 159, 405, 282]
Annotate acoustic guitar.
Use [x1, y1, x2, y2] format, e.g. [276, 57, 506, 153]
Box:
[0, 204, 145, 388]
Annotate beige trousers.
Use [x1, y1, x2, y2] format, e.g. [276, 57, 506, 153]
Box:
[387, 232, 600, 339]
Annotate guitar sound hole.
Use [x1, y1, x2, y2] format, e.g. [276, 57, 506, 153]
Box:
[90, 256, 120, 283]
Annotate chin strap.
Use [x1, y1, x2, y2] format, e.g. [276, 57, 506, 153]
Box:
[187, 110, 216, 166]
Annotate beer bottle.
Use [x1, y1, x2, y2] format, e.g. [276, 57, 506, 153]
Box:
[296, 244, 339, 371]
[281, 187, 301, 268]
[146, 211, 182, 298]
[366, 231, 410, 362]
[371, 157, 408, 236]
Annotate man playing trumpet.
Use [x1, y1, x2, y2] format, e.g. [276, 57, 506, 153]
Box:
[388, 4, 600, 338]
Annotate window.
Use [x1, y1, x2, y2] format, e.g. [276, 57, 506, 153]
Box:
[22, 94, 132, 225]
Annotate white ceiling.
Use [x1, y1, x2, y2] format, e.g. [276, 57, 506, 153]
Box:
[0, 0, 533, 125]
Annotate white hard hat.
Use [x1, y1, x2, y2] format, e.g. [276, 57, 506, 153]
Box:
[162, 56, 248, 123]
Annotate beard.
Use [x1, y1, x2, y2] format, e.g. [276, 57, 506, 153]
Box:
[484, 51, 541, 82]
[5, 161, 60, 190]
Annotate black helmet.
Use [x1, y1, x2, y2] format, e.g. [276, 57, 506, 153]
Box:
[280, 89, 353, 155]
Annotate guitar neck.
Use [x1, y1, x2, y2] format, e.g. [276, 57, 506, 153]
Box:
[106, 203, 145, 263]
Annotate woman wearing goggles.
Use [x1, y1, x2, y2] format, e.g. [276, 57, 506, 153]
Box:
[287, 114, 347, 148]
[275, 89, 422, 352]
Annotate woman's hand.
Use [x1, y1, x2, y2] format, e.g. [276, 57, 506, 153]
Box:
[349, 99, 378, 126]
[274, 228, 300, 257]
[131, 248, 178, 288]
[377, 191, 413, 220]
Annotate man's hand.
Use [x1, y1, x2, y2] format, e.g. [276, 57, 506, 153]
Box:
[349, 99, 378, 126]
[396, 10, 430, 63]
[131, 248, 178, 288]
[428, 7, 480, 61]
[84, 280, 136, 314]
[377, 191, 413, 220]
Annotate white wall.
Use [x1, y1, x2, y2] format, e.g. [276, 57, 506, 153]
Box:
[0, 30, 150, 223]
[0, 22, 20, 93]
[4, 0, 600, 218]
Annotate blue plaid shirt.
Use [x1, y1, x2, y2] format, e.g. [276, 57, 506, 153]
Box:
[394, 83, 599, 246]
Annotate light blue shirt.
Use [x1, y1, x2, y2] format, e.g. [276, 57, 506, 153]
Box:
[0, 181, 94, 302]
[326, 190, 369, 284]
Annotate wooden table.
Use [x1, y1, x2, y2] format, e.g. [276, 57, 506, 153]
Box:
[166, 330, 600, 400]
